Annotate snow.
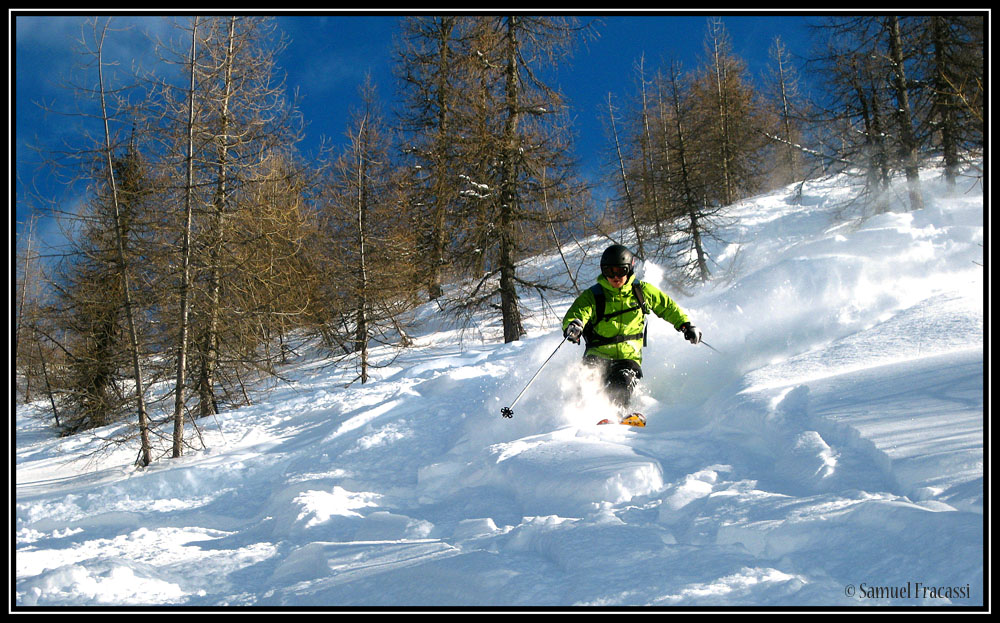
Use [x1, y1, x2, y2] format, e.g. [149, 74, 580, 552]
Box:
[14, 166, 986, 609]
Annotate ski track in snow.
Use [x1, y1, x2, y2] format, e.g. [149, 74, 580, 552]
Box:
[15, 169, 985, 609]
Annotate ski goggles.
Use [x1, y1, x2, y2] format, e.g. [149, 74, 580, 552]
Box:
[601, 264, 631, 279]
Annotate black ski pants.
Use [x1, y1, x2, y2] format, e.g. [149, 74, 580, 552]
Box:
[583, 356, 642, 409]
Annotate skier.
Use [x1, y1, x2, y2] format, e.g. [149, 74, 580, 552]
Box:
[562, 244, 701, 426]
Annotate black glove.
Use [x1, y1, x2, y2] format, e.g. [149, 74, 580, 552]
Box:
[679, 322, 701, 344]
[564, 319, 584, 344]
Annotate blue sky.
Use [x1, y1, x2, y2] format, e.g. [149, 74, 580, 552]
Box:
[13, 12, 817, 245]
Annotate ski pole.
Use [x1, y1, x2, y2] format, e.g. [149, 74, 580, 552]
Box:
[700, 339, 722, 355]
[500, 336, 569, 419]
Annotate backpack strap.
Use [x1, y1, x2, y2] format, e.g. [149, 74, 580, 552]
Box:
[631, 280, 649, 347]
[581, 284, 605, 346]
[590, 283, 606, 319]
[631, 280, 649, 315]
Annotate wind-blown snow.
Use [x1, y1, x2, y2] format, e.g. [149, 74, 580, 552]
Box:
[15, 166, 985, 609]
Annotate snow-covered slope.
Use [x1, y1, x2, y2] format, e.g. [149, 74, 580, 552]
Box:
[15, 167, 985, 608]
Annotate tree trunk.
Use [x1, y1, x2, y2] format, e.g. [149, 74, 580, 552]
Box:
[887, 16, 924, 211]
[708, 19, 734, 206]
[931, 16, 959, 187]
[172, 17, 200, 460]
[667, 61, 710, 283]
[198, 16, 238, 421]
[355, 112, 370, 383]
[607, 92, 645, 259]
[96, 21, 152, 466]
[427, 18, 456, 301]
[498, 16, 525, 343]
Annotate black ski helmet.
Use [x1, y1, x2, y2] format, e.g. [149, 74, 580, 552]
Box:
[600, 244, 635, 275]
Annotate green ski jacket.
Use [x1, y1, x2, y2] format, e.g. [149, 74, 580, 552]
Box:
[562, 274, 689, 364]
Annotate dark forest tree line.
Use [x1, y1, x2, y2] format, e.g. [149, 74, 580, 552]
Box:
[15, 14, 984, 462]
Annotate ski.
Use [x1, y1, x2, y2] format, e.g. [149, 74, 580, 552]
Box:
[597, 413, 646, 427]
